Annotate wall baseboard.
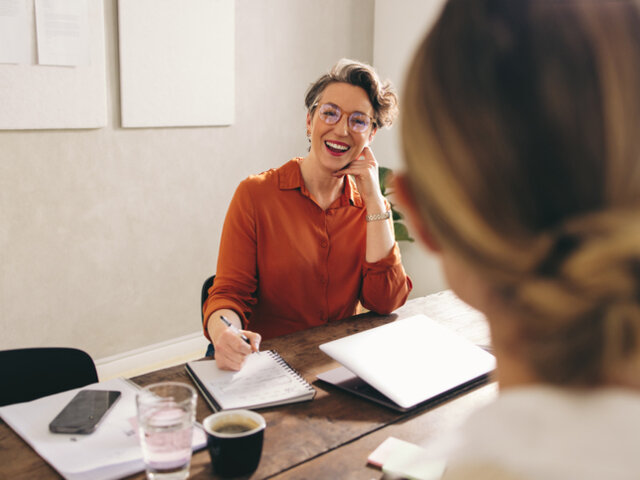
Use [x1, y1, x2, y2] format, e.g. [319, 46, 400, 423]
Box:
[95, 332, 209, 381]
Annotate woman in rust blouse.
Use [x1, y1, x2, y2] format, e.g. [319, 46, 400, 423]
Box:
[203, 59, 412, 370]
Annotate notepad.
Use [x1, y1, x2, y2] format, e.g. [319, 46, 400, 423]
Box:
[185, 350, 316, 411]
[318, 314, 495, 411]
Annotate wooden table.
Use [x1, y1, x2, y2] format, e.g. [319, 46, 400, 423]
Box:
[0, 291, 497, 479]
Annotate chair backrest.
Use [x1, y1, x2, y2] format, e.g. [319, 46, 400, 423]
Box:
[201, 275, 216, 357]
[201, 274, 215, 324]
[0, 347, 98, 406]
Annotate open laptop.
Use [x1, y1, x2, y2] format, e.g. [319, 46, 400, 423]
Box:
[317, 314, 495, 412]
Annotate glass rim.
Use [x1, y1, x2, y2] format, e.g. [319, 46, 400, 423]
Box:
[140, 381, 196, 393]
[137, 381, 197, 405]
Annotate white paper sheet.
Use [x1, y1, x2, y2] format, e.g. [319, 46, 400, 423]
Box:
[0, 0, 31, 64]
[0, 377, 206, 480]
[35, 0, 90, 66]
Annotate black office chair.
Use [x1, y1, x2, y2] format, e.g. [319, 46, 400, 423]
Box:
[202, 274, 216, 357]
[0, 347, 98, 406]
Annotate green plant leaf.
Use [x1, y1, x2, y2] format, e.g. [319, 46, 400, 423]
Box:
[379, 165, 413, 242]
[394, 222, 414, 242]
[378, 166, 392, 196]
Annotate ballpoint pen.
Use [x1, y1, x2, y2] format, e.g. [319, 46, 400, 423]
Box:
[220, 315, 252, 346]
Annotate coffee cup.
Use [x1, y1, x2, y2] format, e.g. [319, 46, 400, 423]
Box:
[202, 409, 266, 478]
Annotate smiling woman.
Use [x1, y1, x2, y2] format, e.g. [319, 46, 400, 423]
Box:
[202, 59, 413, 371]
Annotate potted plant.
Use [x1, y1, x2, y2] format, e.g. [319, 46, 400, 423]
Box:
[379, 166, 414, 242]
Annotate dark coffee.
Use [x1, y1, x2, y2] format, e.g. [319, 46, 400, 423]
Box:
[213, 418, 259, 434]
[204, 410, 266, 478]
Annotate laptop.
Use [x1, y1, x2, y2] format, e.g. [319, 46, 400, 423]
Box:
[317, 314, 495, 412]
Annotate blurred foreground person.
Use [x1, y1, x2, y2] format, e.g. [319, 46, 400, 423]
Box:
[398, 0, 640, 478]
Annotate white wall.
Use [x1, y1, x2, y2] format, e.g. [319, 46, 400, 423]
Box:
[372, 0, 447, 298]
[0, 0, 374, 360]
[1, 0, 452, 364]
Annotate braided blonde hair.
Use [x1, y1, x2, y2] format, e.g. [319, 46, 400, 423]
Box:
[402, 0, 640, 386]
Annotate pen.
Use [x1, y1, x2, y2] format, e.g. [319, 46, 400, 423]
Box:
[220, 315, 252, 346]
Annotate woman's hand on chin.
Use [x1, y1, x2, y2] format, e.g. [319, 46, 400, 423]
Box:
[334, 146, 384, 205]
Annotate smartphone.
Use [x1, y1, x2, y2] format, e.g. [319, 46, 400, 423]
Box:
[49, 389, 122, 434]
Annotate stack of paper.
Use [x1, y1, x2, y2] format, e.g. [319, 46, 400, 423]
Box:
[0, 377, 206, 480]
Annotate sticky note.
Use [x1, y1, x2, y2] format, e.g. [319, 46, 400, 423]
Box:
[368, 437, 424, 467]
[368, 436, 446, 480]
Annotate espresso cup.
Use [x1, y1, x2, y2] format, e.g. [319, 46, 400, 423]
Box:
[203, 409, 266, 478]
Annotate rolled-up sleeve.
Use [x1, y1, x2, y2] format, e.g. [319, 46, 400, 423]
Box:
[360, 243, 412, 314]
[202, 181, 258, 341]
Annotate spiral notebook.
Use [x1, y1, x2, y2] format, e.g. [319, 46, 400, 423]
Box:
[185, 350, 315, 411]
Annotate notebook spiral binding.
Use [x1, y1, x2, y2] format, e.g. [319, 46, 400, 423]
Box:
[269, 350, 315, 392]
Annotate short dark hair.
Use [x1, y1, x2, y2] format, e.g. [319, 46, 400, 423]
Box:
[304, 58, 398, 129]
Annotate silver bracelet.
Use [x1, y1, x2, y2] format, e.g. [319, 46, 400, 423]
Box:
[365, 210, 391, 222]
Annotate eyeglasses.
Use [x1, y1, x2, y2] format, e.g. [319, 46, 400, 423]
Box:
[315, 103, 375, 133]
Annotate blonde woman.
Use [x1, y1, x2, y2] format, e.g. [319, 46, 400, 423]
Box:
[398, 0, 640, 478]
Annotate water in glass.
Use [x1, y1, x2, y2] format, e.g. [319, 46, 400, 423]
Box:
[137, 382, 196, 480]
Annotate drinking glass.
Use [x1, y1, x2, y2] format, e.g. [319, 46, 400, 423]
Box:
[136, 382, 197, 480]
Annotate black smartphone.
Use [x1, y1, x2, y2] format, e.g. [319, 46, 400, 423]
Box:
[49, 389, 122, 434]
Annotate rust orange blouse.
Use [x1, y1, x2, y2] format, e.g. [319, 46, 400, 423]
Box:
[203, 158, 412, 341]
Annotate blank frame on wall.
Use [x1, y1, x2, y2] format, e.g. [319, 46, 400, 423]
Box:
[0, 0, 107, 130]
[117, 0, 235, 128]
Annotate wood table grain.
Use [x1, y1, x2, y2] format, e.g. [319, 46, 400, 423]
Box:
[0, 291, 496, 479]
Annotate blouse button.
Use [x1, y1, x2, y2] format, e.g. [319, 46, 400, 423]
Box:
[320, 241, 328, 248]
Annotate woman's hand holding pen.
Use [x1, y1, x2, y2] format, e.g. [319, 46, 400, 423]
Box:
[208, 310, 261, 371]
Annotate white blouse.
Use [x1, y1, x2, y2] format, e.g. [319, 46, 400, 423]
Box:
[441, 386, 640, 480]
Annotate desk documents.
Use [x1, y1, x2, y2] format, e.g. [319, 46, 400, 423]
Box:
[186, 350, 315, 411]
[0, 377, 206, 480]
[318, 314, 495, 411]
